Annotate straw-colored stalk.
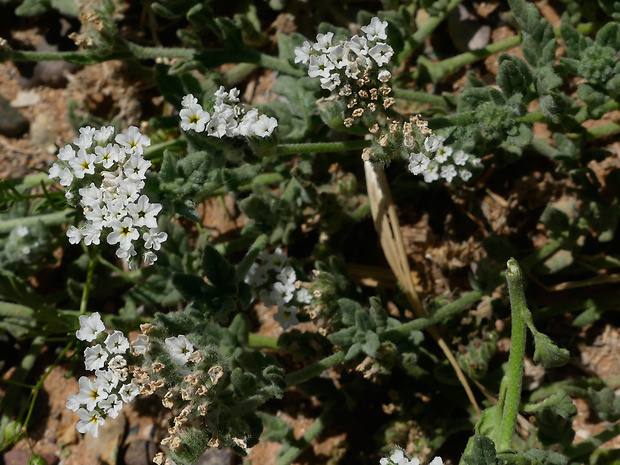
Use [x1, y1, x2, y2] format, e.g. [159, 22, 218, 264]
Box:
[364, 160, 481, 416]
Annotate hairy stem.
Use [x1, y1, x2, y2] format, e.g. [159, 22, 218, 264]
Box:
[494, 258, 528, 452]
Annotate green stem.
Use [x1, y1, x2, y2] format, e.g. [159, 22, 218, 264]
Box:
[381, 290, 483, 342]
[274, 139, 371, 156]
[8, 42, 305, 76]
[0, 210, 73, 234]
[142, 139, 185, 161]
[247, 332, 279, 351]
[285, 351, 346, 387]
[494, 258, 528, 452]
[416, 34, 522, 82]
[400, 0, 464, 61]
[80, 250, 100, 314]
[275, 404, 341, 465]
[587, 122, 620, 139]
[98, 257, 143, 285]
[22, 341, 73, 433]
[428, 112, 478, 129]
[195, 172, 285, 201]
[392, 88, 449, 107]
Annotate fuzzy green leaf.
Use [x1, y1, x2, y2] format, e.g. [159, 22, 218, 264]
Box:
[525, 391, 577, 446]
[202, 244, 237, 295]
[462, 435, 497, 465]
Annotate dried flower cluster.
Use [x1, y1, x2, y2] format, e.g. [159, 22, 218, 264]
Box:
[49, 125, 167, 268]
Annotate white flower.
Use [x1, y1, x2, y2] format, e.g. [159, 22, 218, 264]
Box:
[131, 335, 150, 355]
[368, 43, 393, 66]
[440, 164, 458, 183]
[104, 330, 130, 354]
[237, 109, 260, 136]
[94, 143, 122, 169]
[82, 224, 102, 246]
[270, 281, 296, 305]
[119, 381, 140, 403]
[460, 169, 473, 182]
[107, 217, 139, 251]
[84, 344, 108, 371]
[66, 393, 82, 412]
[320, 73, 341, 91]
[294, 41, 312, 64]
[328, 45, 348, 69]
[66, 226, 83, 245]
[94, 126, 115, 142]
[313, 32, 333, 52]
[180, 103, 211, 132]
[49, 163, 73, 186]
[165, 335, 194, 365]
[76, 408, 105, 437]
[361, 17, 388, 41]
[434, 144, 453, 163]
[262, 247, 287, 271]
[274, 305, 299, 330]
[76, 312, 106, 342]
[245, 263, 269, 288]
[424, 135, 441, 153]
[252, 115, 278, 137]
[429, 458, 443, 465]
[74, 126, 95, 150]
[378, 70, 392, 82]
[206, 116, 228, 138]
[76, 376, 108, 411]
[296, 287, 313, 304]
[123, 153, 151, 181]
[115, 126, 151, 155]
[348, 35, 368, 56]
[99, 393, 123, 419]
[58, 144, 76, 162]
[143, 251, 158, 265]
[95, 369, 119, 391]
[128, 195, 162, 229]
[277, 266, 296, 285]
[408, 153, 430, 176]
[228, 88, 240, 102]
[453, 149, 468, 166]
[308, 54, 334, 79]
[143, 229, 167, 251]
[69, 149, 96, 179]
[423, 161, 440, 183]
[181, 94, 198, 107]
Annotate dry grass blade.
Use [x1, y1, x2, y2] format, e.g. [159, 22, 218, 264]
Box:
[364, 161, 481, 416]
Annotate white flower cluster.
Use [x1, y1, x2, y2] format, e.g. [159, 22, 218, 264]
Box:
[380, 449, 443, 465]
[48, 125, 167, 269]
[179, 87, 278, 138]
[66, 313, 141, 438]
[408, 134, 481, 184]
[245, 248, 314, 330]
[295, 17, 394, 91]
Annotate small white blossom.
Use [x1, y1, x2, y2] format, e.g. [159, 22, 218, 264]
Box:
[361, 17, 388, 41]
[76, 312, 106, 342]
[165, 335, 194, 365]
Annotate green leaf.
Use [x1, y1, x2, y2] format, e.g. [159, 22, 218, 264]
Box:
[497, 55, 534, 100]
[202, 244, 237, 295]
[531, 330, 570, 368]
[153, 64, 202, 110]
[172, 273, 205, 301]
[15, 0, 48, 17]
[524, 391, 577, 446]
[462, 435, 498, 465]
[587, 387, 620, 422]
[362, 330, 380, 357]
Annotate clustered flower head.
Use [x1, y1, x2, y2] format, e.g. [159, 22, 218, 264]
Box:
[295, 17, 396, 127]
[66, 312, 140, 438]
[245, 248, 314, 330]
[380, 448, 443, 465]
[407, 133, 481, 184]
[48, 125, 167, 269]
[67, 313, 239, 464]
[179, 87, 278, 138]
